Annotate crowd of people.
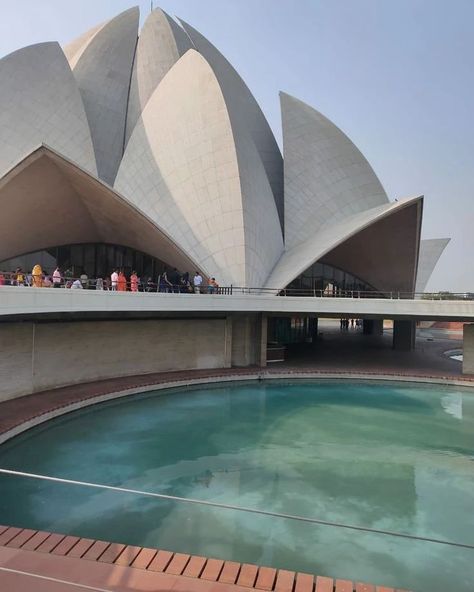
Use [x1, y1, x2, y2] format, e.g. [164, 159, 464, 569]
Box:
[340, 318, 362, 330]
[0, 265, 221, 294]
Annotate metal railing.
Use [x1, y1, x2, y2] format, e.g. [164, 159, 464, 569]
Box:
[0, 271, 472, 300]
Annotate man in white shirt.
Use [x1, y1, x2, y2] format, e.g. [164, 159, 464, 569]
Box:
[193, 271, 203, 294]
[111, 270, 118, 291]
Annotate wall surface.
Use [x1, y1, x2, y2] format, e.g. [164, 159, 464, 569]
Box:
[463, 324, 474, 375]
[0, 318, 230, 401]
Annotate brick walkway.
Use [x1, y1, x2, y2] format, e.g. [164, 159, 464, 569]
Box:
[0, 525, 406, 592]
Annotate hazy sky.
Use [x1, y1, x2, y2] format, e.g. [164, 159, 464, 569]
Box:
[0, 0, 472, 290]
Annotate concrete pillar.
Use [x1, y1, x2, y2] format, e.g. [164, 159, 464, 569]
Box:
[462, 324, 474, 374]
[363, 319, 383, 335]
[257, 314, 267, 368]
[231, 314, 267, 367]
[393, 320, 416, 351]
[224, 316, 233, 368]
[310, 317, 319, 340]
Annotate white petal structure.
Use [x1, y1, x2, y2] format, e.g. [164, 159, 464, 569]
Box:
[68, 7, 139, 185]
[281, 92, 388, 250]
[0, 6, 449, 293]
[115, 50, 283, 287]
[0, 42, 97, 178]
[125, 8, 194, 145]
[265, 196, 423, 293]
[180, 19, 284, 228]
[415, 238, 450, 292]
[63, 20, 106, 68]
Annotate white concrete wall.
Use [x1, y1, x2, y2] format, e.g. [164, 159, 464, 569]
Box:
[0, 318, 230, 401]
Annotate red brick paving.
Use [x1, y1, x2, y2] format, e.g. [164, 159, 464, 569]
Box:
[0, 525, 413, 592]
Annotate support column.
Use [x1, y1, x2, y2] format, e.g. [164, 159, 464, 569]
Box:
[257, 314, 267, 368]
[363, 319, 383, 335]
[393, 320, 416, 351]
[231, 314, 267, 367]
[462, 324, 474, 374]
[310, 317, 319, 340]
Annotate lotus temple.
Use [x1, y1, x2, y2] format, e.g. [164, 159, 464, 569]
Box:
[0, 6, 473, 592]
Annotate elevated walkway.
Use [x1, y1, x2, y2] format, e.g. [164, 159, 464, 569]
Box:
[1, 286, 474, 321]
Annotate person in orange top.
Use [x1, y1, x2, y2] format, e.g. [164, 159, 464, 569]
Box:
[130, 271, 139, 292]
[117, 271, 127, 291]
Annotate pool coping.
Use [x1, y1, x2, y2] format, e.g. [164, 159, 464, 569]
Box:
[0, 524, 409, 592]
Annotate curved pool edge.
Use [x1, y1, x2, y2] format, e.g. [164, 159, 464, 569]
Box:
[1, 368, 474, 446]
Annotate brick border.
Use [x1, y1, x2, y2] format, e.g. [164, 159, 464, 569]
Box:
[1, 367, 473, 445]
[0, 525, 407, 592]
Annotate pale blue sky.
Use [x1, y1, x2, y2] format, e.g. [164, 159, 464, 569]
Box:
[1, 0, 472, 290]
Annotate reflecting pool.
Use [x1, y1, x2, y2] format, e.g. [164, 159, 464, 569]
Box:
[0, 380, 473, 591]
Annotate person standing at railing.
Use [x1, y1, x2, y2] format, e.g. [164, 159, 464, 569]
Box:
[64, 268, 73, 289]
[96, 277, 104, 290]
[208, 277, 219, 294]
[15, 267, 25, 286]
[130, 271, 139, 292]
[71, 278, 83, 289]
[80, 272, 89, 290]
[32, 264, 43, 288]
[158, 270, 172, 293]
[168, 268, 181, 293]
[193, 271, 203, 294]
[52, 267, 61, 288]
[117, 270, 127, 291]
[111, 269, 118, 291]
[0, 273, 4, 286]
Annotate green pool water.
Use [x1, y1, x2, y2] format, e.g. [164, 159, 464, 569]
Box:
[0, 380, 473, 591]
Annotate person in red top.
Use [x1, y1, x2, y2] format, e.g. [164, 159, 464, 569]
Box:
[130, 271, 139, 292]
[117, 271, 127, 291]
